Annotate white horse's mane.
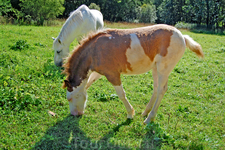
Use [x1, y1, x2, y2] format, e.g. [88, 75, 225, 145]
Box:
[57, 9, 83, 42]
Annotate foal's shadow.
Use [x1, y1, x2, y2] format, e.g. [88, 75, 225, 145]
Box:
[33, 116, 133, 150]
[33, 115, 166, 150]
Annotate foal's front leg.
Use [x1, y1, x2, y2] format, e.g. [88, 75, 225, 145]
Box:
[114, 85, 135, 119]
[86, 72, 102, 90]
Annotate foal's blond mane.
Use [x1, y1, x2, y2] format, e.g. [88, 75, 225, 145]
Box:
[62, 29, 110, 88]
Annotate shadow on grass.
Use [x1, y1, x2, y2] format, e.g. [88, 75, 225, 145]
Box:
[33, 114, 169, 149]
[33, 116, 133, 150]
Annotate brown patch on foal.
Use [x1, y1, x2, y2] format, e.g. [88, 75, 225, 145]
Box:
[90, 30, 133, 85]
[136, 25, 174, 61]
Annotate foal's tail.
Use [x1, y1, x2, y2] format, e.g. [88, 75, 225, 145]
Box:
[183, 35, 204, 58]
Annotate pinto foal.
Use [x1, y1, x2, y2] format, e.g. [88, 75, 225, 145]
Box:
[62, 24, 204, 124]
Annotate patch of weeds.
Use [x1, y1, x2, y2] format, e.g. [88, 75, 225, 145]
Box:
[10, 40, 30, 50]
[188, 141, 204, 150]
[43, 60, 65, 80]
[94, 92, 118, 102]
[0, 75, 42, 112]
[1, 87, 42, 112]
[34, 43, 45, 47]
[177, 105, 190, 113]
[215, 47, 225, 53]
[141, 122, 175, 149]
[174, 67, 187, 74]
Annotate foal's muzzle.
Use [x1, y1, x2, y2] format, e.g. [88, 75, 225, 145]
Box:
[71, 111, 84, 116]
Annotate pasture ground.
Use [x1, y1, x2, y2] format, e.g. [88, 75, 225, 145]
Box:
[0, 23, 225, 149]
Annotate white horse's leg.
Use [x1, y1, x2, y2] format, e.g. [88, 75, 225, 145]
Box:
[114, 85, 135, 119]
[142, 66, 158, 116]
[86, 72, 102, 90]
[144, 73, 169, 124]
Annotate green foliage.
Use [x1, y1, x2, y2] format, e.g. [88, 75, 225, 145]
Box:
[155, 0, 225, 30]
[143, 122, 175, 149]
[1, 0, 225, 28]
[19, 0, 65, 25]
[0, 0, 12, 16]
[10, 40, 29, 50]
[89, 3, 101, 11]
[94, 92, 118, 102]
[138, 3, 157, 23]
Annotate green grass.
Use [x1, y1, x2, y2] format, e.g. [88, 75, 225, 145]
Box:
[0, 24, 225, 149]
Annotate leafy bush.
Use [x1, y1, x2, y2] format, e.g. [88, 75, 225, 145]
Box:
[89, 3, 100, 11]
[20, 0, 65, 25]
[10, 40, 29, 50]
[137, 4, 157, 23]
[0, 0, 12, 16]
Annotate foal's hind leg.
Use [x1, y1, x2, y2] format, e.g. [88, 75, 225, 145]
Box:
[142, 66, 158, 116]
[144, 73, 169, 124]
[114, 85, 135, 119]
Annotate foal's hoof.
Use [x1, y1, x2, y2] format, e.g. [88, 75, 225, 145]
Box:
[141, 111, 148, 117]
[143, 118, 155, 125]
[127, 108, 135, 119]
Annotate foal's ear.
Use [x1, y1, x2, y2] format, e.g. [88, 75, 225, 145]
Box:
[63, 80, 73, 91]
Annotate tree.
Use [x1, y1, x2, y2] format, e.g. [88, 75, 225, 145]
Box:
[89, 3, 101, 11]
[0, 0, 12, 16]
[20, 0, 65, 25]
[138, 4, 157, 23]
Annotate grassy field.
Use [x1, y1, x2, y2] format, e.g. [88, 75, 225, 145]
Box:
[0, 23, 224, 149]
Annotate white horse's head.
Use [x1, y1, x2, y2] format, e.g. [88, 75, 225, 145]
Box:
[64, 80, 87, 116]
[52, 37, 69, 67]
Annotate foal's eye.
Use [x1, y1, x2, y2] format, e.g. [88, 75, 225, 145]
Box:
[57, 50, 62, 54]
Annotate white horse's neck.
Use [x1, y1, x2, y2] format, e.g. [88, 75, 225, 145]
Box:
[57, 11, 83, 46]
[57, 23, 79, 46]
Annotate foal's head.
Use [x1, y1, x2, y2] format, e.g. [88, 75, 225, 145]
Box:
[63, 79, 88, 116]
[62, 35, 95, 116]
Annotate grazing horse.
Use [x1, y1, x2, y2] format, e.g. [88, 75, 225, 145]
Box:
[62, 24, 204, 124]
[53, 4, 104, 66]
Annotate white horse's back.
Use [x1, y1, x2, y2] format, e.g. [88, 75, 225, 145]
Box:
[90, 9, 104, 29]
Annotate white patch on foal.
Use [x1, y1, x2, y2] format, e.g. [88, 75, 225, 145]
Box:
[66, 79, 88, 116]
[125, 33, 152, 74]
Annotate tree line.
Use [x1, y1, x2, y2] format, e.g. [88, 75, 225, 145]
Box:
[1, 0, 224, 31]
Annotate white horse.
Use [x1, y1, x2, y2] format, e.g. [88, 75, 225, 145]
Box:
[62, 24, 204, 124]
[53, 4, 104, 66]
